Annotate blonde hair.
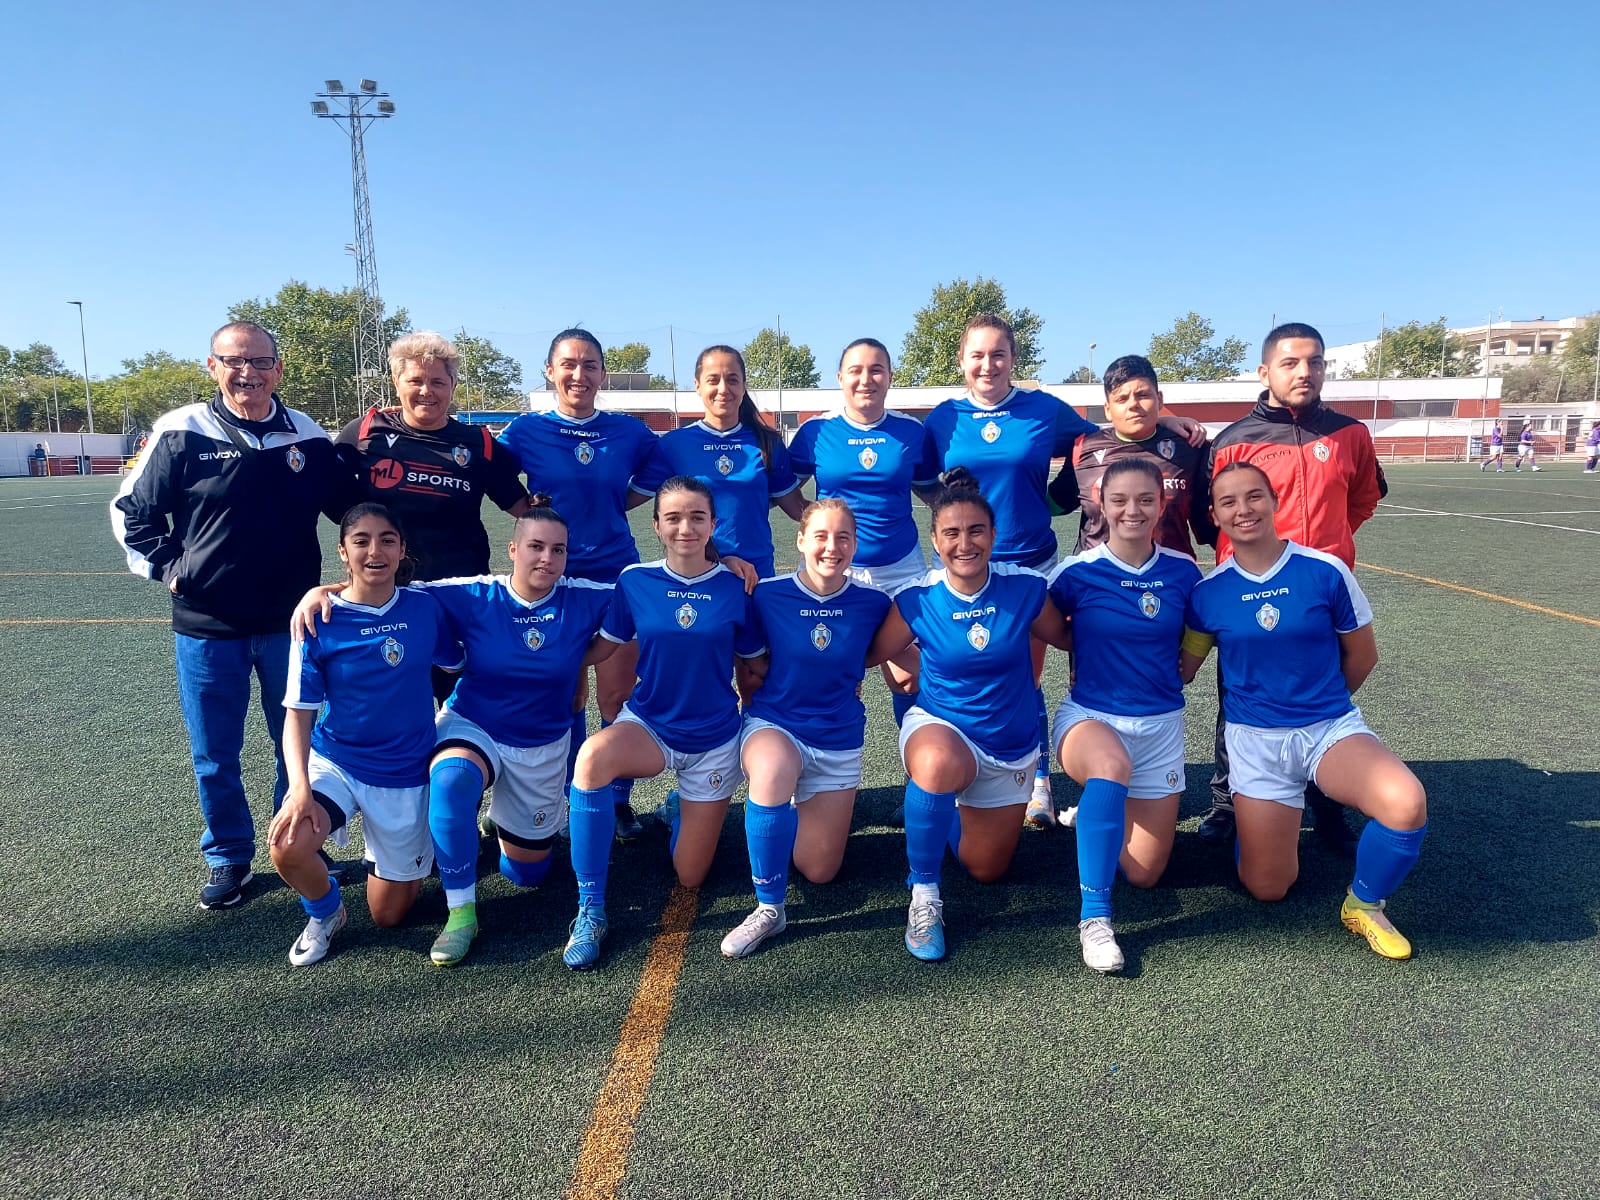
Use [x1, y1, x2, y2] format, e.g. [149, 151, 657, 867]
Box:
[388, 330, 459, 384]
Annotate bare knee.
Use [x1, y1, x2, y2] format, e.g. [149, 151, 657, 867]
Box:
[794, 858, 840, 885]
[369, 904, 406, 928]
[1122, 861, 1164, 890]
[965, 856, 1009, 885]
[269, 840, 316, 874]
[1241, 869, 1296, 903]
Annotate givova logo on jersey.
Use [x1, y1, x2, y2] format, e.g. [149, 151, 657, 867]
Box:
[381, 637, 405, 666]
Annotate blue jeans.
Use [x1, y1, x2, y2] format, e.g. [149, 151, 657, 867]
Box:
[173, 632, 291, 867]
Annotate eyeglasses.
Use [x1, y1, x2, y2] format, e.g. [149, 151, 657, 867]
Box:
[213, 355, 279, 370]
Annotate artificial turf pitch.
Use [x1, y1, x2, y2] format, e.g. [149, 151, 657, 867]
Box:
[1, 467, 1596, 1199]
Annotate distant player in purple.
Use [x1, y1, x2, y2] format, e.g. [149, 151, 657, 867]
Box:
[1481, 423, 1505, 472]
[1515, 425, 1540, 472]
[1584, 424, 1600, 474]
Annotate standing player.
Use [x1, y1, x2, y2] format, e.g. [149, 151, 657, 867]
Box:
[562, 476, 766, 970]
[270, 504, 463, 965]
[724, 498, 895, 958]
[1481, 423, 1505, 472]
[498, 329, 662, 841]
[1047, 459, 1203, 973]
[1182, 464, 1428, 959]
[1583, 423, 1600, 474]
[788, 338, 939, 725]
[1515, 425, 1541, 471]
[1197, 323, 1388, 851]
[870, 468, 1072, 961]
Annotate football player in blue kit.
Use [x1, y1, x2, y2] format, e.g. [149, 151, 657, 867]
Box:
[562, 476, 767, 969]
[922, 316, 1204, 829]
[1181, 463, 1428, 959]
[722, 497, 897, 958]
[788, 338, 939, 725]
[631, 345, 808, 577]
[270, 504, 463, 966]
[869, 468, 1072, 961]
[1047, 459, 1203, 973]
[498, 330, 664, 842]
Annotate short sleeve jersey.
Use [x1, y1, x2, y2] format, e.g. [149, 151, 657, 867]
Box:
[922, 388, 1096, 566]
[285, 588, 463, 787]
[894, 563, 1048, 761]
[1520, 428, 1534, 448]
[600, 561, 765, 753]
[631, 421, 800, 573]
[1490, 428, 1504, 448]
[1047, 544, 1202, 716]
[1185, 542, 1374, 728]
[788, 412, 939, 567]
[1056, 428, 1218, 557]
[497, 410, 660, 582]
[746, 574, 893, 750]
[336, 408, 529, 580]
[420, 575, 614, 748]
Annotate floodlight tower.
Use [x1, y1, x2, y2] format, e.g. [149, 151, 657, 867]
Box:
[310, 79, 396, 407]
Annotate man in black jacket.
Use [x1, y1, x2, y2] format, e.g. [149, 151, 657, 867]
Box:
[112, 322, 356, 909]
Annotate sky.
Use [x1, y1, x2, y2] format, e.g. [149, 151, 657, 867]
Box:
[4, 0, 1597, 390]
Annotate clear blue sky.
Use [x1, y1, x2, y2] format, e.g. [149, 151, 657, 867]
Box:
[5, 0, 1596, 388]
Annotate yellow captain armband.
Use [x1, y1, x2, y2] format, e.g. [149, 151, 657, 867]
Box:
[1180, 627, 1215, 659]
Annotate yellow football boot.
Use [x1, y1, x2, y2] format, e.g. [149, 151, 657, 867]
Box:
[1341, 891, 1413, 960]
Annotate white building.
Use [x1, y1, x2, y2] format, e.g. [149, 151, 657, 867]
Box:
[1324, 315, 1588, 379]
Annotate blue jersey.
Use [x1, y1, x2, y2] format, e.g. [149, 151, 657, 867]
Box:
[420, 575, 613, 748]
[285, 589, 463, 787]
[1047, 544, 1202, 716]
[631, 421, 800, 575]
[923, 388, 1096, 566]
[497, 410, 659, 582]
[746, 573, 893, 750]
[1185, 542, 1374, 728]
[789, 412, 938, 567]
[894, 564, 1048, 761]
[600, 561, 765, 752]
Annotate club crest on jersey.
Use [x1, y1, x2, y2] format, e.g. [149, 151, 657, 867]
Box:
[1166, 769, 1180, 789]
[575, 441, 594, 465]
[981, 420, 1002, 444]
[676, 602, 698, 629]
[1256, 602, 1280, 631]
[715, 454, 734, 476]
[381, 637, 404, 667]
[708, 770, 724, 790]
[1313, 441, 1331, 462]
[858, 446, 879, 470]
[1013, 770, 1027, 787]
[533, 810, 548, 827]
[1139, 591, 1161, 618]
[452, 445, 471, 467]
[524, 627, 545, 651]
[810, 622, 832, 651]
[285, 446, 305, 473]
[967, 622, 990, 651]
[1157, 438, 1176, 460]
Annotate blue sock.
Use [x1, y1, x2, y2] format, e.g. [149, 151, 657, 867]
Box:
[746, 801, 798, 906]
[1076, 778, 1129, 920]
[1035, 689, 1051, 779]
[500, 851, 553, 889]
[599, 719, 635, 808]
[1351, 820, 1427, 903]
[568, 784, 614, 907]
[891, 691, 917, 726]
[302, 878, 342, 920]
[565, 709, 587, 787]
[904, 781, 956, 887]
[428, 758, 485, 898]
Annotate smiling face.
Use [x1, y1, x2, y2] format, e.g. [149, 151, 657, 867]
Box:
[960, 327, 1014, 404]
[545, 337, 606, 417]
[796, 504, 856, 585]
[207, 326, 283, 419]
[1104, 377, 1163, 441]
[508, 515, 568, 599]
[1100, 466, 1165, 549]
[337, 514, 404, 590]
[696, 351, 744, 428]
[1210, 466, 1280, 547]
[838, 342, 891, 422]
[1258, 336, 1326, 411]
[932, 500, 994, 587]
[394, 358, 456, 430]
[653, 485, 715, 565]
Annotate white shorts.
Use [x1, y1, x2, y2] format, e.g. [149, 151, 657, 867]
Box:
[434, 710, 565, 842]
[307, 750, 433, 882]
[615, 704, 743, 801]
[898, 707, 1037, 810]
[1224, 707, 1375, 808]
[739, 715, 863, 802]
[1518, 443, 1533, 457]
[847, 543, 929, 594]
[1053, 698, 1186, 799]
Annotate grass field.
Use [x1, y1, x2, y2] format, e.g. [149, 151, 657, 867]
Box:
[2, 466, 1597, 1199]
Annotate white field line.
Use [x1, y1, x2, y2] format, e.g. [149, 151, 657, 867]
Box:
[1377, 502, 1600, 536]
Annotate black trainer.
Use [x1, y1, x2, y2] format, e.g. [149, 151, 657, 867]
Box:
[318, 849, 345, 883]
[199, 863, 254, 909]
[614, 802, 644, 842]
[1195, 804, 1236, 844]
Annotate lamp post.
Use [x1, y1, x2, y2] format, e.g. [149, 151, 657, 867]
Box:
[1088, 342, 1097, 382]
[68, 300, 95, 434]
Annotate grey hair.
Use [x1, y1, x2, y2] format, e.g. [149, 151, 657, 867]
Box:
[388, 330, 459, 383]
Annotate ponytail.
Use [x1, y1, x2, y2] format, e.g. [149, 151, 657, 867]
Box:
[738, 392, 778, 471]
[927, 465, 994, 526]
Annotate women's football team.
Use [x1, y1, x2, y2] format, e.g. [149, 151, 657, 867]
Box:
[274, 319, 1427, 973]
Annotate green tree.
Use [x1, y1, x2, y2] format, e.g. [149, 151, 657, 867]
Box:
[604, 340, 676, 389]
[1557, 314, 1600, 395]
[1498, 359, 1571, 406]
[98, 351, 213, 431]
[0, 342, 80, 431]
[898, 277, 1044, 386]
[453, 331, 524, 406]
[228, 281, 410, 428]
[1348, 318, 1481, 379]
[1063, 366, 1096, 385]
[743, 328, 820, 389]
[1145, 312, 1248, 381]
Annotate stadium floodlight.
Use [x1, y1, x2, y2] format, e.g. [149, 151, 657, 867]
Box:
[359, 79, 378, 93]
[67, 300, 95, 435]
[325, 79, 344, 92]
[377, 100, 395, 114]
[310, 100, 330, 115]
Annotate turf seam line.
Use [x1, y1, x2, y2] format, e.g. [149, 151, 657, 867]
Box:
[1377, 502, 1600, 536]
[564, 884, 700, 1200]
[1357, 561, 1600, 628]
[0, 618, 169, 625]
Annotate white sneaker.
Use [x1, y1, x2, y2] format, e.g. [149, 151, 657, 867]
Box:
[1060, 804, 1079, 829]
[1025, 777, 1057, 828]
[1078, 917, 1124, 973]
[289, 903, 348, 966]
[720, 904, 787, 958]
[1531, 465, 1541, 471]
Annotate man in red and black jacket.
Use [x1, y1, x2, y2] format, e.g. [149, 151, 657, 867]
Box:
[1197, 322, 1388, 852]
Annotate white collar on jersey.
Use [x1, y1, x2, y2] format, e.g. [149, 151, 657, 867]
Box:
[935, 567, 993, 605]
[552, 408, 600, 426]
[1221, 542, 1295, 584]
[967, 386, 1019, 411]
[692, 419, 743, 438]
[788, 571, 851, 602]
[657, 560, 722, 585]
[330, 589, 403, 617]
[840, 411, 888, 432]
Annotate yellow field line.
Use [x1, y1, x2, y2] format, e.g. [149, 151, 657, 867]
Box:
[1358, 561, 1600, 628]
[565, 885, 701, 1200]
[0, 617, 168, 625]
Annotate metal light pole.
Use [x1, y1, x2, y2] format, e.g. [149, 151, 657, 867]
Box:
[311, 80, 395, 407]
[68, 300, 95, 433]
[1088, 342, 1096, 382]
